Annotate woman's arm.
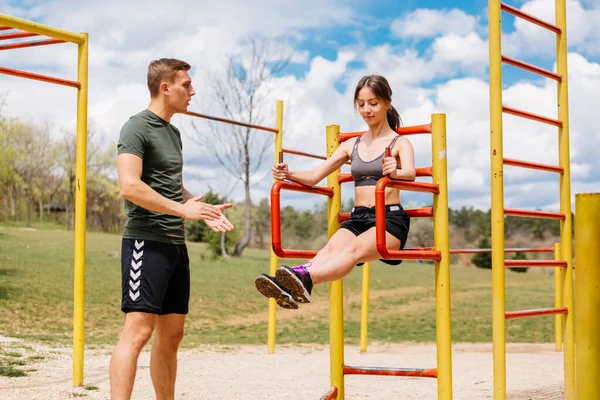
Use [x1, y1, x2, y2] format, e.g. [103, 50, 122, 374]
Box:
[274, 140, 352, 186]
[387, 137, 416, 181]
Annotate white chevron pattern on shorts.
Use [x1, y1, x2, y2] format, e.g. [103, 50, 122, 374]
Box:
[129, 240, 144, 301]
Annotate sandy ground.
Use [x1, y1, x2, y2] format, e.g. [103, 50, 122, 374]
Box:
[0, 336, 565, 400]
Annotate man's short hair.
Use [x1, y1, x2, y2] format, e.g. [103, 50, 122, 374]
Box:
[147, 58, 192, 97]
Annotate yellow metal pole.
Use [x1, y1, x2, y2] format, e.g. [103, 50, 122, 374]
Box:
[553, 242, 564, 352]
[0, 13, 86, 44]
[431, 113, 452, 400]
[326, 124, 344, 399]
[555, 2, 575, 398]
[574, 193, 600, 400]
[359, 261, 370, 353]
[488, 1, 506, 398]
[72, 33, 88, 387]
[267, 100, 284, 354]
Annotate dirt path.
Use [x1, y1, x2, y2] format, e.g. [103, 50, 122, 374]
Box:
[0, 336, 565, 399]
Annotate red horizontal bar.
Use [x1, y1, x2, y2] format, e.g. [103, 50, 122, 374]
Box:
[450, 247, 554, 254]
[505, 259, 567, 267]
[184, 110, 278, 133]
[0, 26, 13, 31]
[416, 166, 432, 177]
[338, 173, 353, 184]
[0, 66, 80, 88]
[338, 124, 431, 143]
[0, 38, 64, 51]
[0, 31, 38, 41]
[501, 2, 561, 34]
[343, 365, 437, 378]
[505, 306, 568, 320]
[504, 208, 565, 220]
[503, 157, 563, 174]
[502, 55, 561, 81]
[320, 386, 337, 400]
[503, 106, 562, 127]
[272, 181, 334, 197]
[380, 178, 439, 195]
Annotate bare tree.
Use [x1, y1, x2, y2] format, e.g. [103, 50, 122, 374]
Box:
[189, 36, 291, 256]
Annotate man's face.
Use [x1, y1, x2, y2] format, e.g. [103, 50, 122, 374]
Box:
[165, 70, 195, 112]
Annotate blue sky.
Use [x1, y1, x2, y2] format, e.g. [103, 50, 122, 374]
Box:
[0, 0, 599, 212]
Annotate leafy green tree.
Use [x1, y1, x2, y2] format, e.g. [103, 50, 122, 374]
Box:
[472, 235, 492, 269]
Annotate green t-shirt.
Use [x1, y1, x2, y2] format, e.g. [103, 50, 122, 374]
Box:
[117, 109, 186, 244]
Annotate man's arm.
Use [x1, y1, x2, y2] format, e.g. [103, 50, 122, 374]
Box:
[182, 186, 194, 202]
[117, 153, 222, 221]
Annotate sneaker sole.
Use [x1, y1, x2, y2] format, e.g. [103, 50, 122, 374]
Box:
[276, 268, 311, 303]
[254, 275, 298, 310]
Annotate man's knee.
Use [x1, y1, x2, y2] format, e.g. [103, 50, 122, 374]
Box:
[122, 312, 156, 350]
[156, 326, 185, 350]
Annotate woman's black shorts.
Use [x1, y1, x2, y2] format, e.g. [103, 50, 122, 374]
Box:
[339, 203, 410, 266]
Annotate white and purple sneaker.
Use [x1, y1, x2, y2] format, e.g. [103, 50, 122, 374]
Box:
[276, 264, 313, 303]
[254, 273, 298, 309]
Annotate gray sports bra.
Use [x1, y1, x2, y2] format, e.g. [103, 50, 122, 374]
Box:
[350, 135, 401, 187]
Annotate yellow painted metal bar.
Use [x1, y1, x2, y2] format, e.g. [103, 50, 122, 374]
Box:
[574, 193, 600, 400]
[555, 1, 575, 398]
[268, 100, 284, 354]
[359, 261, 370, 353]
[431, 113, 452, 400]
[326, 124, 344, 399]
[488, 1, 506, 398]
[72, 34, 88, 387]
[0, 13, 86, 44]
[553, 242, 564, 352]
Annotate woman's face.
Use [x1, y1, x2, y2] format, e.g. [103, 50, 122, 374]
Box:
[356, 87, 387, 127]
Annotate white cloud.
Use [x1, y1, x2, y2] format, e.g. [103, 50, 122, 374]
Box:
[1, 0, 599, 212]
[504, 0, 600, 58]
[390, 8, 478, 40]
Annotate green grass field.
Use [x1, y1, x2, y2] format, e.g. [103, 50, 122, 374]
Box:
[0, 226, 561, 351]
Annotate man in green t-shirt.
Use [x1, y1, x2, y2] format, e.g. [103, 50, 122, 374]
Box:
[109, 58, 234, 400]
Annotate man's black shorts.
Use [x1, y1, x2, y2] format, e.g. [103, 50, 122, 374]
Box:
[340, 203, 410, 266]
[120, 238, 190, 315]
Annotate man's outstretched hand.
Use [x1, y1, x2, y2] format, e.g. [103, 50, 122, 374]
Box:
[179, 194, 234, 232]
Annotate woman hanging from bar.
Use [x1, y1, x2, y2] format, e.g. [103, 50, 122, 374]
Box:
[255, 75, 415, 309]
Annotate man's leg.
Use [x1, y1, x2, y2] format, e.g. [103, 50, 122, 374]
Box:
[150, 314, 186, 400]
[109, 312, 157, 400]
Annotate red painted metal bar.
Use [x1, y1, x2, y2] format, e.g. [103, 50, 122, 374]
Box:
[375, 177, 440, 260]
[0, 38, 64, 51]
[338, 207, 433, 223]
[271, 180, 333, 259]
[283, 148, 351, 166]
[338, 123, 432, 142]
[505, 259, 568, 267]
[505, 307, 568, 320]
[184, 110, 279, 133]
[320, 386, 338, 400]
[0, 66, 80, 88]
[450, 247, 554, 254]
[504, 208, 565, 220]
[501, 55, 562, 81]
[338, 173, 353, 184]
[0, 26, 13, 31]
[283, 148, 326, 161]
[503, 157, 564, 174]
[343, 365, 438, 378]
[500, 2, 561, 34]
[502, 105, 562, 127]
[0, 31, 38, 40]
